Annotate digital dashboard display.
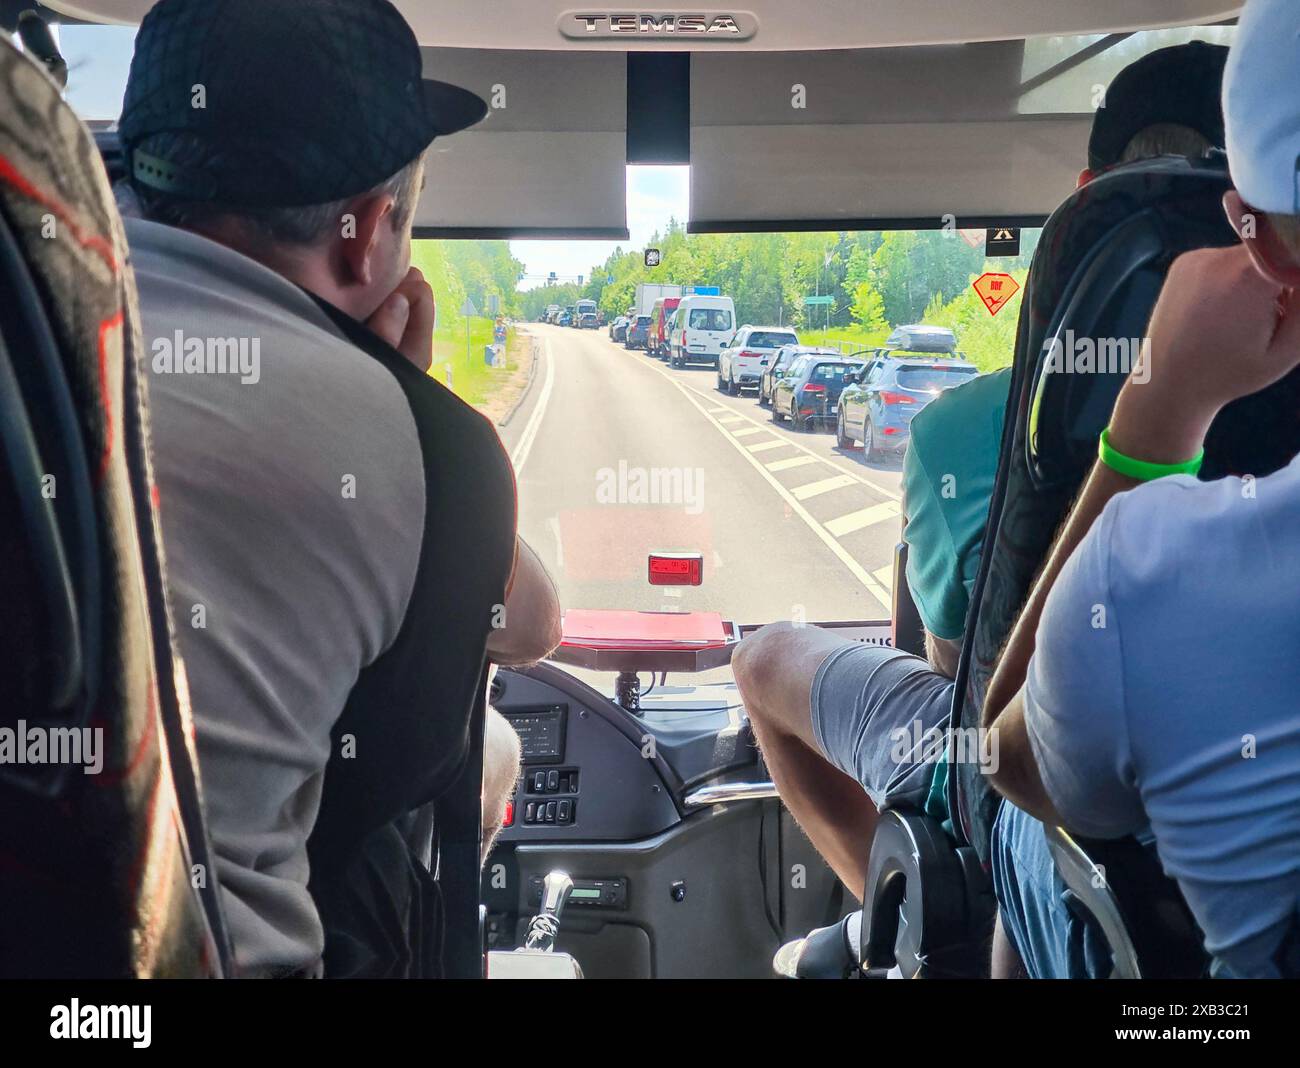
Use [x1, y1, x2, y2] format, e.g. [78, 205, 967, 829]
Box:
[503, 705, 566, 763]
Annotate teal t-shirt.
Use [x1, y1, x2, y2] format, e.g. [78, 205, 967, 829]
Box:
[901, 366, 1012, 641]
[904, 366, 1011, 827]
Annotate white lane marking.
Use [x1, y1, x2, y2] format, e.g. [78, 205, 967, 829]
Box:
[717, 414, 746, 424]
[650, 372, 892, 608]
[510, 332, 555, 476]
[792, 474, 856, 501]
[546, 515, 564, 569]
[677, 380, 901, 502]
[731, 426, 766, 438]
[872, 564, 894, 593]
[746, 439, 788, 454]
[825, 501, 901, 538]
[766, 455, 818, 473]
[598, 332, 899, 501]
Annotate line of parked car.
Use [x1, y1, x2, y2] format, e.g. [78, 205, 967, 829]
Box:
[610, 308, 981, 459]
[610, 292, 737, 367]
[777, 332, 978, 459]
[541, 300, 605, 328]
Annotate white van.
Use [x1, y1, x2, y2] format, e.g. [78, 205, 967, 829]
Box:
[668, 295, 737, 369]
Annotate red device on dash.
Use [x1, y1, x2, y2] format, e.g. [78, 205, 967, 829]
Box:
[647, 552, 703, 586]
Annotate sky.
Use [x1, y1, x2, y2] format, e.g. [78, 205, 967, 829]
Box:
[512, 167, 689, 291]
[55, 24, 690, 291]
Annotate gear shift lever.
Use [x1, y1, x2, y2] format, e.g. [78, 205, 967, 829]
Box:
[524, 871, 574, 952]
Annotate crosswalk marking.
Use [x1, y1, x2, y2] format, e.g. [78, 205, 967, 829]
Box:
[676, 380, 902, 502]
[717, 414, 746, 424]
[731, 426, 766, 438]
[765, 455, 818, 473]
[746, 439, 788, 454]
[825, 500, 901, 537]
[792, 474, 856, 501]
[872, 564, 894, 593]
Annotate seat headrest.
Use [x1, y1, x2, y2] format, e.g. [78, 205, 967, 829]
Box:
[1026, 153, 1236, 488]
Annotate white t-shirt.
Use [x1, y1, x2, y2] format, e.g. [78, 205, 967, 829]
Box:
[1025, 456, 1300, 977]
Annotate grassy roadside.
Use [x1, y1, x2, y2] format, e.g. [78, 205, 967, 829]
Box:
[799, 326, 890, 354]
[428, 317, 513, 407]
[409, 239, 531, 414]
[426, 321, 535, 426]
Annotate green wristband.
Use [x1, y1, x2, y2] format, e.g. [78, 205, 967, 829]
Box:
[1098, 427, 1203, 481]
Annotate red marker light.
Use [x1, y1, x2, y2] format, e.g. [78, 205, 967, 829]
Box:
[648, 552, 704, 586]
[503, 799, 514, 827]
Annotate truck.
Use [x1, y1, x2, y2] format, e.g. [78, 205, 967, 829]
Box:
[646, 296, 681, 359]
[633, 282, 683, 318]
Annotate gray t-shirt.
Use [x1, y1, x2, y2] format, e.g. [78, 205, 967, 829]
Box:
[1025, 456, 1300, 977]
[128, 219, 425, 975]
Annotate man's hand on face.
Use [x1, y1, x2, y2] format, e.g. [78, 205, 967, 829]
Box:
[365, 266, 436, 372]
[1110, 243, 1300, 463]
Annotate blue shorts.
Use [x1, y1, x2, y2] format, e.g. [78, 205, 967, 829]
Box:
[808, 642, 954, 810]
[990, 801, 1111, 979]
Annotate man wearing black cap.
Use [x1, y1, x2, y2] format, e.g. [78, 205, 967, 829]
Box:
[1081, 40, 1229, 185]
[119, 0, 546, 977]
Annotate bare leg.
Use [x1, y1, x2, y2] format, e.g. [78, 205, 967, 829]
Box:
[990, 913, 1026, 978]
[732, 623, 881, 900]
[482, 707, 522, 866]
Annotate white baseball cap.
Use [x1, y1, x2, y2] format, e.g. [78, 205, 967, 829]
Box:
[1224, 0, 1300, 213]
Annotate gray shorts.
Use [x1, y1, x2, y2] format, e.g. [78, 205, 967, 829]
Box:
[808, 642, 955, 809]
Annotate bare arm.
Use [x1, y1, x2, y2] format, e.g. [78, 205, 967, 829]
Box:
[486, 537, 562, 667]
[985, 246, 1300, 803]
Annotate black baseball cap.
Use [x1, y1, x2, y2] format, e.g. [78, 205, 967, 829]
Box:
[119, 0, 487, 206]
[1087, 41, 1229, 172]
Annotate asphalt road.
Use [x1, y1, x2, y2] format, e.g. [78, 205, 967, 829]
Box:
[498, 323, 906, 629]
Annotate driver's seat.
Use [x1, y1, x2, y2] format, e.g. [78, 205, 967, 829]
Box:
[0, 36, 230, 976]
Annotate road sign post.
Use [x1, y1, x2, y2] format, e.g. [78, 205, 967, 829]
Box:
[805, 294, 833, 334]
[460, 295, 479, 366]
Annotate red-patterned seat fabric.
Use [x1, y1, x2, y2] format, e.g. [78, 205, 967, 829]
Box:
[0, 36, 227, 977]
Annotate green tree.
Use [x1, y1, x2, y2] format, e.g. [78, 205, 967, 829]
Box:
[871, 231, 985, 326]
[851, 282, 886, 335]
[921, 266, 1028, 372]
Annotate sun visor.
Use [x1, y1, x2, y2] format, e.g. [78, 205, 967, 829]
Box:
[690, 42, 1096, 231]
[415, 48, 628, 238]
